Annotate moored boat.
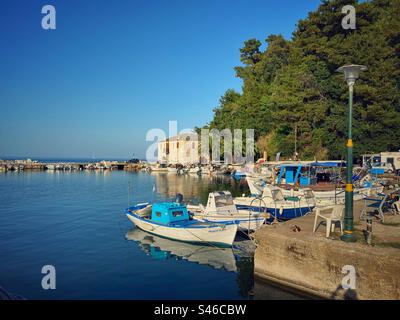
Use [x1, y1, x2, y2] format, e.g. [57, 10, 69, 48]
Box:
[149, 163, 169, 172]
[167, 166, 178, 173]
[233, 186, 315, 221]
[247, 161, 384, 205]
[188, 166, 201, 175]
[125, 201, 238, 246]
[188, 191, 267, 231]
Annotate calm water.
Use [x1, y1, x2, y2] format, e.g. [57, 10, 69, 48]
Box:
[0, 171, 303, 300]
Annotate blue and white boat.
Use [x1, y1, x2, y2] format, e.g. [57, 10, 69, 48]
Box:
[125, 201, 238, 247]
[232, 170, 247, 179]
[233, 186, 315, 221]
[247, 161, 384, 205]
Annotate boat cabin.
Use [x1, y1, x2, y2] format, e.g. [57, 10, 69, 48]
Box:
[261, 186, 315, 205]
[277, 164, 313, 186]
[262, 186, 285, 202]
[205, 191, 238, 214]
[276, 161, 345, 187]
[151, 202, 189, 224]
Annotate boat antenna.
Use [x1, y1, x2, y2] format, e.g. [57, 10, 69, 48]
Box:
[294, 123, 298, 160]
[128, 181, 131, 207]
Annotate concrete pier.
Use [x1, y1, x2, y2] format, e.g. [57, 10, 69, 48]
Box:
[253, 200, 400, 300]
[0, 159, 147, 172]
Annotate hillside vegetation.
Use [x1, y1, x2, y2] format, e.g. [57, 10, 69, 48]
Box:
[204, 0, 400, 160]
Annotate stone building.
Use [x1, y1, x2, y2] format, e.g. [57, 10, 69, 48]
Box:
[157, 132, 200, 165]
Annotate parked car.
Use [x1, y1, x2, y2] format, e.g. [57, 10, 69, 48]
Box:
[128, 158, 140, 164]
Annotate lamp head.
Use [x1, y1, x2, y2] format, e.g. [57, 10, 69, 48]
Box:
[337, 64, 367, 85]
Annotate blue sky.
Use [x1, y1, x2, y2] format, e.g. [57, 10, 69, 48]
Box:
[0, 0, 321, 159]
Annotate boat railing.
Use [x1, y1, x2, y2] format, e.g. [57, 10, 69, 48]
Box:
[334, 188, 345, 204]
[249, 197, 269, 231]
[297, 194, 315, 214]
[203, 209, 237, 216]
[260, 195, 281, 224]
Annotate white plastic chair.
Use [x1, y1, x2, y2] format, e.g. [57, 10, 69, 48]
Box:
[313, 205, 345, 238]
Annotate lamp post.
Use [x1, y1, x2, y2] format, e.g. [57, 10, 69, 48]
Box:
[337, 64, 367, 243]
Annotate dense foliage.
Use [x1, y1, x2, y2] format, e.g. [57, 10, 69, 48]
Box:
[204, 0, 400, 160]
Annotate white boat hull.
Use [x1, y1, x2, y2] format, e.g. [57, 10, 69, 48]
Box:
[193, 214, 265, 231]
[247, 177, 384, 205]
[282, 185, 384, 205]
[126, 214, 238, 246]
[150, 168, 169, 172]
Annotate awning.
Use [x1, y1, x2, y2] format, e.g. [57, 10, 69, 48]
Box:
[310, 161, 345, 167]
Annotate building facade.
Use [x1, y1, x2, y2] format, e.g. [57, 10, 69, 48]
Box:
[157, 132, 200, 165]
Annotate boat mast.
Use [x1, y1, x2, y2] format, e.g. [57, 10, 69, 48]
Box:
[294, 123, 298, 160]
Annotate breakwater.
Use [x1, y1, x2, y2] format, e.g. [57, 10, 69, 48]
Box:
[0, 159, 146, 172]
[253, 199, 400, 300]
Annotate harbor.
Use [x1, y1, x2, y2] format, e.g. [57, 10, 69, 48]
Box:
[2, 154, 399, 300]
[0, 159, 145, 172]
[0, 170, 270, 299]
[1, 0, 400, 305]
[125, 152, 400, 299]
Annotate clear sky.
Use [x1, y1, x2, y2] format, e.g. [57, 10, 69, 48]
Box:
[0, 0, 321, 160]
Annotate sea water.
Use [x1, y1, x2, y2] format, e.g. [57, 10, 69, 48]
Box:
[0, 170, 304, 299]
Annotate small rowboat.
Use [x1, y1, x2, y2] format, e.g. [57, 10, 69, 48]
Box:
[125, 201, 238, 247]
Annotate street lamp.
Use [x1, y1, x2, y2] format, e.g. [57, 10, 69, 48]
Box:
[337, 64, 367, 243]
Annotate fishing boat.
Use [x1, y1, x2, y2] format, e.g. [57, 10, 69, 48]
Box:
[247, 161, 384, 205]
[125, 201, 238, 246]
[177, 167, 189, 174]
[188, 191, 267, 231]
[167, 166, 178, 173]
[149, 163, 169, 172]
[199, 166, 212, 175]
[232, 170, 247, 179]
[188, 166, 201, 175]
[233, 185, 315, 221]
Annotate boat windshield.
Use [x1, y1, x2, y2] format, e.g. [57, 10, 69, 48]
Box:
[271, 189, 285, 201]
[302, 189, 314, 199]
[215, 195, 234, 207]
[172, 210, 184, 217]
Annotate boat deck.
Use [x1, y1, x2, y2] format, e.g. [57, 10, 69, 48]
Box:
[279, 182, 341, 191]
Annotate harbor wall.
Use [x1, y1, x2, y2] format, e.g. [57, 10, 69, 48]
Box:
[0, 161, 145, 172]
[254, 220, 400, 300]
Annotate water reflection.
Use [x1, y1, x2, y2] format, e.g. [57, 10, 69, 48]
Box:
[126, 228, 255, 298]
[151, 173, 249, 205]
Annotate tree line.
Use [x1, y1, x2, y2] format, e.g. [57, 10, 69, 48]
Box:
[201, 0, 400, 161]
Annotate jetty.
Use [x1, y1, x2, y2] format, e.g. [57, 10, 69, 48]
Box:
[253, 197, 400, 300]
[0, 159, 147, 172]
